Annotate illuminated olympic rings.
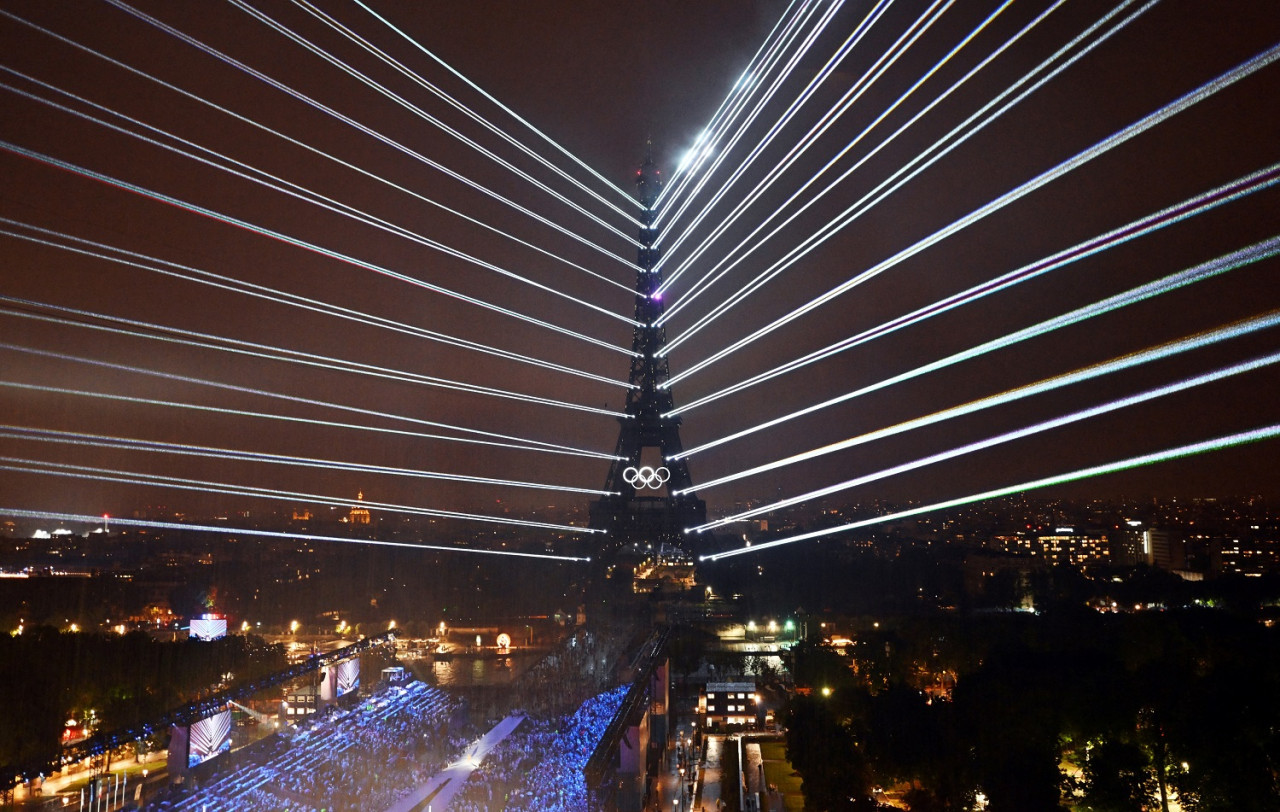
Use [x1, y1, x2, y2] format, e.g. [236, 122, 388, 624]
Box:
[623, 465, 671, 490]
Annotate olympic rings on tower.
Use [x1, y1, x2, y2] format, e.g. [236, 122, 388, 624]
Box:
[623, 465, 671, 490]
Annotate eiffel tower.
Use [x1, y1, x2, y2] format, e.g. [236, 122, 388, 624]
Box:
[589, 153, 707, 551]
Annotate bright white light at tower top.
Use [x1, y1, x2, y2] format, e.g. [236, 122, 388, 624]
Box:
[678, 143, 714, 173]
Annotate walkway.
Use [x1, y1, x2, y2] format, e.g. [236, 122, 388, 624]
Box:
[651, 723, 700, 812]
[698, 735, 724, 812]
[744, 740, 764, 807]
[385, 714, 525, 812]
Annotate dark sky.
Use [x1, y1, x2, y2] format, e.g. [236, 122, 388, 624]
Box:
[1, 0, 1278, 531]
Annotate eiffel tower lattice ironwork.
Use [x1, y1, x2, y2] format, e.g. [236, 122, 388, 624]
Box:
[589, 154, 706, 549]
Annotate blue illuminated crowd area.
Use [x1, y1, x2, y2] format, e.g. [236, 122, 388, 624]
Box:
[448, 684, 629, 812]
[149, 681, 461, 811]
[144, 680, 630, 811]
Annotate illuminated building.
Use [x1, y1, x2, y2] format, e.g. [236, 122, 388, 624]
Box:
[1144, 528, 1182, 570]
[1216, 536, 1280, 575]
[700, 682, 759, 729]
[993, 527, 1111, 567]
[348, 492, 371, 525]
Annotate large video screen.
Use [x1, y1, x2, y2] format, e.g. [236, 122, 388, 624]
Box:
[189, 615, 227, 641]
[187, 709, 232, 768]
[336, 658, 360, 697]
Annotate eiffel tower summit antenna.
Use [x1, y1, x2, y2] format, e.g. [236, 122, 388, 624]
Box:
[590, 153, 707, 553]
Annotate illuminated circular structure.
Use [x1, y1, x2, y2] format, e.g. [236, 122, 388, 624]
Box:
[622, 465, 671, 490]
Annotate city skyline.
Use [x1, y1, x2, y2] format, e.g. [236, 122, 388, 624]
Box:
[2, 0, 1278, 544]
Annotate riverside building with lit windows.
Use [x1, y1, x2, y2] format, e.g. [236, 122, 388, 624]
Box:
[700, 682, 759, 730]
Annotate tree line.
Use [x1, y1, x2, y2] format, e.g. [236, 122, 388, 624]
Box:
[0, 628, 286, 778]
[784, 608, 1280, 811]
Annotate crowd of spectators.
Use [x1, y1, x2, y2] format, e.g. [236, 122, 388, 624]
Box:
[144, 622, 640, 811]
[147, 680, 461, 811]
[446, 684, 629, 812]
[496, 627, 631, 720]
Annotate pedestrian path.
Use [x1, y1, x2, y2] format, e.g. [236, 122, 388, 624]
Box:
[744, 740, 764, 796]
[385, 714, 524, 812]
[698, 735, 724, 811]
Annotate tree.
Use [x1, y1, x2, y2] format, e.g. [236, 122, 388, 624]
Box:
[1078, 739, 1154, 811]
[786, 693, 867, 811]
[955, 649, 1067, 812]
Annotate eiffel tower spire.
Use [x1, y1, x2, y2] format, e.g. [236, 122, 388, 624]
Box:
[590, 154, 707, 550]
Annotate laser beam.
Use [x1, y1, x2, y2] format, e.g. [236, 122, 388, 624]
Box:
[685, 312, 1280, 517]
[0, 296, 626, 418]
[658, 0, 1155, 341]
[109, 0, 641, 245]
[287, 0, 641, 225]
[652, 0, 854, 235]
[664, 36, 1280, 379]
[655, 0, 823, 214]
[654, 0, 1047, 296]
[0, 64, 637, 297]
[0, 8, 640, 275]
[0, 456, 603, 534]
[0, 140, 636, 358]
[655, 0, 960, 257]
[352, 0, 639, 212]
[652, 0, 807, 210]
[668, 166, 1280, 426]
[0, 509, 593, 562]
[658, 0, 1152, 326]
[0, 219, 634, 388]
[0, 342, 620, 460]
[0, 380, 614, 460]
[701, 423, 1280, 560]
[0, 425, 615, 496]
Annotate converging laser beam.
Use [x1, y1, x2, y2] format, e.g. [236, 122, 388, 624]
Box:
[285, 0, 641, 226]
[0, 8, 641, 275]
[352, 0, 638, 212]
[658, 0, 1156, 352]
[652, 0, 853, 238]
[0, 342, 621, 460]
[0, 296, 627, 418]
[0, 140, 635, 357]
[0, 425, 615, 496]
[0, 219, 635, 388]
[0, 67, 640, 306]
[668, 168, 1280, 425]
[654, 0, 1050, 300]
[701, 424, 1280, 560]
[689, 326, 1280, 531]
[653, 0, 816, 212]
[0, 509, 593, 562]
[664, 35, 1280, 381]
[0, 380, 615, 460]
[112, 0, 643, 245]
[0, 456, 604, 534]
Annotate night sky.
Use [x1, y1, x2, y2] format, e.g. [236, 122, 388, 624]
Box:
[1, 0, 1278, 534]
